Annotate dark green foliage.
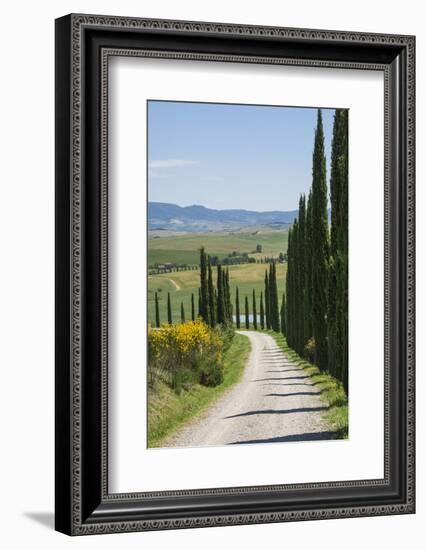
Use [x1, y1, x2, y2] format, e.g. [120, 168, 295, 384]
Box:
[199, 247, 210, 325]
[207, 260, 216, 326]
[225, 268, 232, 324]
[260, 291, 265, 330]
[285, 227, 293, 347]
[264, 271, 271, 330]
[180, 302, 185, 323]
[311, 109, 329, 371]
[155, 292, 160, 327]
[198, 288, 201, 317]
[268, 262, 280, 332]
[284, 108, 347, 393]
[245, 296, 249, 330]
[305, 190, 313, 341]
[328, 109, 349, 391]
[167, 292, 172, 325]
[235, 287, 241, 329]
[252, 289, 258, 330]
[191, 293, 195, 321]
[216, 264, 225, 325]
[280, 292, 286, 336]
[297, 195, 306, 349]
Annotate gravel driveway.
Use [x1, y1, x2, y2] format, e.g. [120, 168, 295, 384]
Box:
[162, 331, 335, 447]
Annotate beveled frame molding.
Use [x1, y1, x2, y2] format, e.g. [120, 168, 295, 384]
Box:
[55, 14, 415, 535]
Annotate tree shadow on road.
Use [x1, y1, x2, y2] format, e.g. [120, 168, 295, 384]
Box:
[224, 406, 329, 419]
[264, 391, 322, 397]
[252, 375, 310, 382]
[229, 431, 339, 444]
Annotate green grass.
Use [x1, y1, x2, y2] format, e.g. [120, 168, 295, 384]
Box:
[148, 263, 286, 325]
[148, 229, 288, 263]
[267, 331, 348, 438]
[147, 332, 252, 447]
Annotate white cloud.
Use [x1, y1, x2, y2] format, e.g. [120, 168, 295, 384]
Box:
[148, 159, 198, 169]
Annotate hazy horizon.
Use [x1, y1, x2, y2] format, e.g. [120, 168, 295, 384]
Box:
[148, 200, 298, 214]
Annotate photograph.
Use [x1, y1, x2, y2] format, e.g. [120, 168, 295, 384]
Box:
[147, 100, 349, 449]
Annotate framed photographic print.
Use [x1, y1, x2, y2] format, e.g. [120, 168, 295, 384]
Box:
[55, 14, 415, 535]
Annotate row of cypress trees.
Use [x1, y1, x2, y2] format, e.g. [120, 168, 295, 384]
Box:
[234, 267, 284, 334]
[154, 291, 197, 326]
[198, 247, 233, 327]
[285, 108, 348, 392]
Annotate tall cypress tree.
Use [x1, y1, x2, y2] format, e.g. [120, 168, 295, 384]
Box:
[225, 268, 232, 324]
[180, 302, 185, 323]
[191, 292, 195, 321]
[222, 268, 229, 323]
[154, 291, 160, 327]
[167, 292, 172, 324]
[269, 262, 279, 332]
[297, 195, 306, 351]
[286, 228, 293, 347]
[265, 270, 271, 330]
[292, 220, 301, 351]
[305, 190, 313, 344]
[198, 288, 201, 318]
[311, 109, 329, 371]
[245, 296, 249, 329]
[207, 260, 216, 327]
[216, 264, 225, 325]
[199, 247, 210, 325]
[252, 289, 258, 330]
[235, 287, 241, 329]
[329, 109, 349, 391]
[280, 292, 286, 336]
[260, 291, 265, 330]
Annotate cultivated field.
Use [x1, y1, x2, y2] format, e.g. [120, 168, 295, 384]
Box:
[148, 228, 289, 267]
[147, 228, 288, 325]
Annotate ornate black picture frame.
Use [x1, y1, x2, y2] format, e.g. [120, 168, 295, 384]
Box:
[55, 14, 415, 535]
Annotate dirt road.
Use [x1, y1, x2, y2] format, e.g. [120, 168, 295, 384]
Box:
[163, 331, 335, 447]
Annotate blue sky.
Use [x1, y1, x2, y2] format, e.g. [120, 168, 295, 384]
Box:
[148, 101, 336, 212]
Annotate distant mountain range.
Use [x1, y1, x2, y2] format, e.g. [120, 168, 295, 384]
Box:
[148, 202, 298, 232]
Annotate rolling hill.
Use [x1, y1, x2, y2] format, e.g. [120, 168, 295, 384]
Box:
[148, 202, 298, 232]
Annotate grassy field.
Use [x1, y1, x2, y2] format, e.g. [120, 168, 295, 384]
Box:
[148, 228, 288, 267]
[148, 332, 251, 447]
[148, 228, 288, 325]
[268, 331, 348, 438]
[148, 262, 286, 325]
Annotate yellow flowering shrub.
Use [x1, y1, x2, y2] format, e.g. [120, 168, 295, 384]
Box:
[148, 321, 224, 389]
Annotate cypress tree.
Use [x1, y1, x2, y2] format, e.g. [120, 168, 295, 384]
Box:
[260, 291, 265, 330]
[292, 220, 301, 351]
[222, 269, 230, 324]
[332, 109, 349, 391]
[286, 228, 293, 347]
[225, 268, 232, 324]
[180, 302, 185, 323]
[198, 288, 201, 318]
[235, 287, 241, 329]
[154, 291, 160, 328]
[167, 292, 172, 324]
[297, 195, 306, 351]
[252, 289, 258, 330]
[280, 292, 286, 336]
[311, 109, 329, 371]
[245, 296, 249, 329]
[264, 271, 271, 330]
[207, 260, 216, 327]
[305, 190, 313, 344]
[191, 292, 195, 321]
[199, 247, 210, 325]
[216, 264, 225, 325]
[269, 262, 279, 332]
